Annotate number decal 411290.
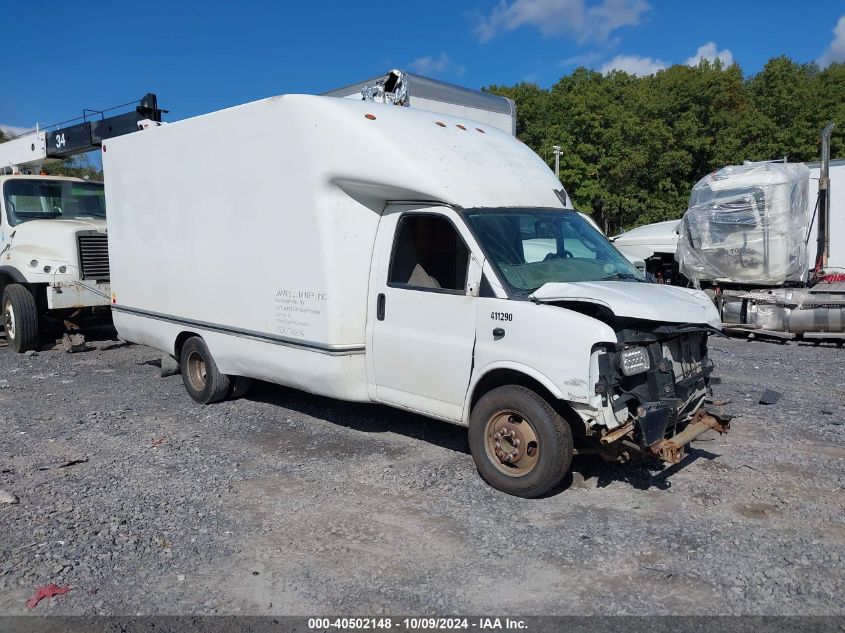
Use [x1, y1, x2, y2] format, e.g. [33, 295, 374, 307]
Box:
[491, 312, 513, 321]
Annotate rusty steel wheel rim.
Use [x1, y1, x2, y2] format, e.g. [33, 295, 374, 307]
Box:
[186, 351, 208, 391]
[483, 410, 540, 476]
[3, 299, 14, 340]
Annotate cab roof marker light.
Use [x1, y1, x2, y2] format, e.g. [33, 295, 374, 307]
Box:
[456, 124, 466, 130]
[476, 127, 486, 133]
[435, 121, 446, 127]
[364, 114, 377, 120]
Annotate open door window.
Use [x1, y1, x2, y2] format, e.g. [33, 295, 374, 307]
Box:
[388, 214, 470, 293]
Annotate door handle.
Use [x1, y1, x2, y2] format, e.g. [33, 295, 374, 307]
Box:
[377, 293, 386, 321]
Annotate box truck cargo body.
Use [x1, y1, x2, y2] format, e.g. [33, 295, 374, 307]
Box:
[104, 94, 727, 497]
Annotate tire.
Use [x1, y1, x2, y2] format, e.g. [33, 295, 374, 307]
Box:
[469, 385, 573, 498]
[2, 284, 40, 353]
[180, 336, 230, 404]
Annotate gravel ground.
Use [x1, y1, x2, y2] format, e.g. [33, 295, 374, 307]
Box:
[0, 329, 843, 616]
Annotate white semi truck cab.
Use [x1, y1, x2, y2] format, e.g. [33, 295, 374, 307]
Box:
[0, 175, 110, 350]
[104, 91, 729, 497]
[0, 94, 164, 351]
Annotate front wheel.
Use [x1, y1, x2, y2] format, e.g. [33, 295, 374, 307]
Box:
[469, 385, 573, 498]
[2, 284, 40, 353]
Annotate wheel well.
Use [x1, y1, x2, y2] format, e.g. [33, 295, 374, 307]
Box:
[0, 275, 43, 310]
[470, 369, 556, 409]
[470, 368, 585, 436]
[174, 331, 202, 359]
[0, 272, 17, 297]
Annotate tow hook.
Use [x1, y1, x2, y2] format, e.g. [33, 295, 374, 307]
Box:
[650, 408, 732, 464]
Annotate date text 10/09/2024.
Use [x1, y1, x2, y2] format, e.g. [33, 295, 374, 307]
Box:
[307, 618, 528, 630]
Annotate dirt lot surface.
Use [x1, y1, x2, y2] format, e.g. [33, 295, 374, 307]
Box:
[0, 330, 843, 616]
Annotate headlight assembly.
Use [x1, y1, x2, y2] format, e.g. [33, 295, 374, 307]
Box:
[618, 347, 650, 376]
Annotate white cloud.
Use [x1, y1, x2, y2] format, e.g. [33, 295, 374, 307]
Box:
[599, 41, 734, 76]
[408, 52, 464, 77]
[818, 15, 845, 68]
[685, 41, 733, 67]
[0, 123, 34, 138]
[600, 53, 667, 76]
[558, 51, 603, 67]
[475, 0, 650, 43]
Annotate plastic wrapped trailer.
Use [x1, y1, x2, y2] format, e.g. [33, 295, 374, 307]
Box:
[676, 161, 811, 287]
[324, 70, 516, 136]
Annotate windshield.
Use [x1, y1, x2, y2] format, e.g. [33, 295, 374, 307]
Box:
[466, 208, 642, 292]
[3, 179, 106, 227]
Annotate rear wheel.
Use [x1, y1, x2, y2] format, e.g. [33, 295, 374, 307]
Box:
[2, 284, 40, 353]
[469, 385, 573, 498]
[180, 336, 230, 404]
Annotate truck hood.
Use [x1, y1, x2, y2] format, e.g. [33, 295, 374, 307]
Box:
[10, 218, 107, 245]
[530, 281, 721, 329]
[3, 218, 107, 263]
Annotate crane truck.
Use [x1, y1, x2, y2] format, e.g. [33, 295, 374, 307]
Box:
[0, 94, 164, 352]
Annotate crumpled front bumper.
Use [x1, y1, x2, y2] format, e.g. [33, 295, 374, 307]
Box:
[646, 406, 732, 463]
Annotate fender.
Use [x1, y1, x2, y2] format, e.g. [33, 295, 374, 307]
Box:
[462, 360, 565, 425]
[0, 265, 27, 285]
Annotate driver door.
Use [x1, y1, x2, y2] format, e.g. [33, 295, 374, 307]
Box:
[368, 205, 482, 422]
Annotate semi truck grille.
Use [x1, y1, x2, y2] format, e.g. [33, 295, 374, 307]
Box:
[77, 234, 110, 281]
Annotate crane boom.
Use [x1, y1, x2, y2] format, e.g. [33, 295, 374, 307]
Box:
[0, 93, 164, 172]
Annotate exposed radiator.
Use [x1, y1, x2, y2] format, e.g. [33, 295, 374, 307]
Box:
[77, 233, 110, 281]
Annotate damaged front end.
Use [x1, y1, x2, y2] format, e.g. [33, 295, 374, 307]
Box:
[590, 319, 731, 463]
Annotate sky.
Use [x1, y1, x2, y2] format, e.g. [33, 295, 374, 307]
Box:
[1, 0, 844, 136]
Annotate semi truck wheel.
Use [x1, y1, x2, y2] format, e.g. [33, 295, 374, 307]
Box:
[180, 336, 230, 404]
[469, 385, 573, 498]
[2, 284, 40, 353]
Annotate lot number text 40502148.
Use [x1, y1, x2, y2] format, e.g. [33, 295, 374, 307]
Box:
[307, 617, 528, 630]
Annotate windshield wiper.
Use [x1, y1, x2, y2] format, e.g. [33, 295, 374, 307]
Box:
[600, 272, 644, 282]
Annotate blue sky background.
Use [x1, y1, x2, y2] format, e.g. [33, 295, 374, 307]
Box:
[2, 0, 844, 134]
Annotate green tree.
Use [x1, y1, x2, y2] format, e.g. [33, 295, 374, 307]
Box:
[487, 57, 845, 235]
[41, 154, 103, 180]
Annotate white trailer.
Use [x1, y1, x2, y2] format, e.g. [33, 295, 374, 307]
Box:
[0, 94, 164, 352]
[104, 92, 728, 497]
[611, 219, 681, 283]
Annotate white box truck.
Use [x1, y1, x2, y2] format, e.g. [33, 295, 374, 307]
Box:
[103, 93, 728, 497]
